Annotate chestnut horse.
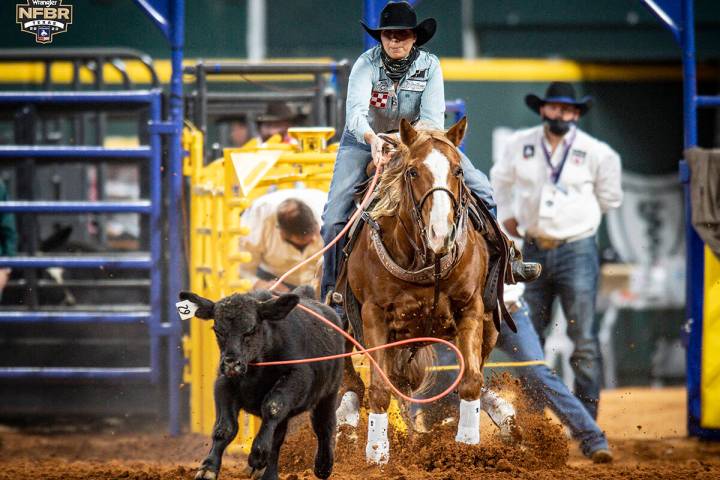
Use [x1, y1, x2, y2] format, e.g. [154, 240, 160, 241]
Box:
[338, 117, 497, 463]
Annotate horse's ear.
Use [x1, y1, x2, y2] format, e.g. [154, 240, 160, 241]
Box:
[446, 116, 467, 147]
[399, 118, 418, 146]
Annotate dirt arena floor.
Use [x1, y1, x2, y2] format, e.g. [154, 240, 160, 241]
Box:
[1, 387, 719, 479]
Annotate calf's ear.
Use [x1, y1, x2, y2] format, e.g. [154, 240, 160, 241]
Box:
[178, 291, 215, 319]
[257, 294, 300, 322]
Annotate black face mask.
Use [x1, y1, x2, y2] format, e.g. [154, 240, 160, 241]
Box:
[542, 115, 574, 136]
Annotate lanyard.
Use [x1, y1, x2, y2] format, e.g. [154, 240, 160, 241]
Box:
[540, 131, 575, 184]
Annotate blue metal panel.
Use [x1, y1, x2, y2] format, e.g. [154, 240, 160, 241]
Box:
[363, 0, 382, 50]
[0, 1, 184, 435]
[165, 0, 185, 436]
[0, 201, 152, 213]
[445, 99, 467, 150]
[640, 0, 682, 43]
[680, 0, 697, 148]
[0, 146, 152, 158]
[697, 96, 720, 107]
[0, 367, 152, 380]
[445, 99, 467, 124]
[133, 0, 171, 40]
[0, 312, 151, 323]
[0, 256, 152, 269]
[666, 0, 720, 440]
[149, 91, 163, 387]
[0, 91, 160, 104]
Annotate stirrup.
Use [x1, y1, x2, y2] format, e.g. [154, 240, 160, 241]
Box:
[511, 260, 542, 283]
[325, 290, 344, 306]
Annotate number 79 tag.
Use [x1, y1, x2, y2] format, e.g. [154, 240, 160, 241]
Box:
[176, 299, 199, 320]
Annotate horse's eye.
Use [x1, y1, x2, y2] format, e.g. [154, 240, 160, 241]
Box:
[454, 167, 463, 177]
[408, 168, 419, 179]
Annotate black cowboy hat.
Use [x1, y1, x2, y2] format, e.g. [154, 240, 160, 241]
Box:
[360, 1, 437, 47]
[525, 82, 593, 116]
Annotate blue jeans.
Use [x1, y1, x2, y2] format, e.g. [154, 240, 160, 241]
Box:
[320, 129, 495, 301]
[496, 301, 608, 457]
[522, 236, 602, 419]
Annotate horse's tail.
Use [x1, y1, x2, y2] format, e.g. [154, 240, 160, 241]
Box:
[392, 345, 437, 398]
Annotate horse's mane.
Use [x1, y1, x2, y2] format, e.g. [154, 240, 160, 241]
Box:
[369, 128, 453, 219]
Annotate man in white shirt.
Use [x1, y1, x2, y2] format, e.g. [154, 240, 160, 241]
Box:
[240, 188, 327, 293]
[490, 82, 623, 419]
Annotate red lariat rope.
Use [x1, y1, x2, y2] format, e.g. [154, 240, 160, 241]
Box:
[253, 162, 466, 405]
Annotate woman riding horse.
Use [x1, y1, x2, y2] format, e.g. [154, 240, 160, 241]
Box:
[320, 1, 538, 306]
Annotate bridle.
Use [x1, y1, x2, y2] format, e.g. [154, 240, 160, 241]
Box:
[401, 140, 469, 267]
[398, 138, 471, 336]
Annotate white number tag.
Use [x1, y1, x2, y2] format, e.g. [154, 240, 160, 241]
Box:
[175, 300, 199, 320]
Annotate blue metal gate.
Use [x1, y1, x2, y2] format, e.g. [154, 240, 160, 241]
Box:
[641, 0, 720, 439]
[0, 91, 167, 381]
[0, 0, 185, 435]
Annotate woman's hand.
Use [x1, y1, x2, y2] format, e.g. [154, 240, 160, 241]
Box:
[369, 134, 392, 167]
[502, 218, 521, 238]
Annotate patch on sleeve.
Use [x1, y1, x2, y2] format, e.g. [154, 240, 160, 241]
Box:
[571, 149, 587, 164]
[523, 145, 535, 159]
[374, 79, 390, 91]
[370, 91, 389, 109]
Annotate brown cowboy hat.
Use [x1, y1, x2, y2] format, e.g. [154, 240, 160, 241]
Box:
[360, 1, 437, 47]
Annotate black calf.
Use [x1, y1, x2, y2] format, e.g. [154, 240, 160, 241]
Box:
[179, 287, 344, 480]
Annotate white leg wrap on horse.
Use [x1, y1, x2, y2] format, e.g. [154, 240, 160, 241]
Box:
[366, 412, 390, 464]
[455, 399, 481, 444]
[481, 388, 516, 441]
[336, 391, 360, 428]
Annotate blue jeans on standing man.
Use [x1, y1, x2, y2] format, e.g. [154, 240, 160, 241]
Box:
[496, 301, 608, 456]
[320, 129, 495, 301]
[521, 235, 603, 419]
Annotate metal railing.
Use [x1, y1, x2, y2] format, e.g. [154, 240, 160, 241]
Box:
[183, 60, 351, 162]
[0, 89, 175, 418]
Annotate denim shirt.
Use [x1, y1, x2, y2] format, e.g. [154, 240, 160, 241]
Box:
[345, 46, 446, 144]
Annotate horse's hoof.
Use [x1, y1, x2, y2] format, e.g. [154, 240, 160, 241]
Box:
[498, 417, 522, 444]
[336, 391, 360, 427]
[455, 425, 480, 445]
[195, 468, 217, 480]
[365, 441, 390, 465]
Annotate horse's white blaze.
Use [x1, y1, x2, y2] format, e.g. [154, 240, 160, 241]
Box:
[424, 148, 452, 253]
